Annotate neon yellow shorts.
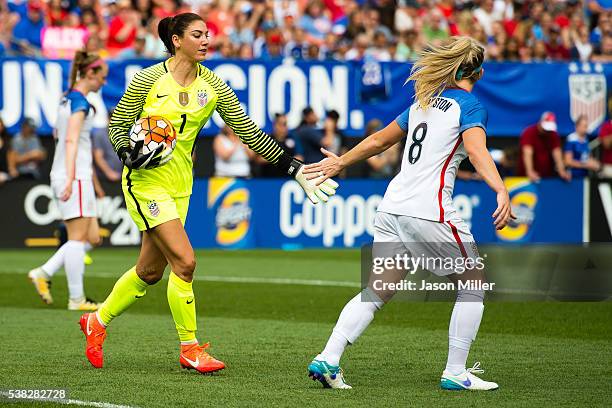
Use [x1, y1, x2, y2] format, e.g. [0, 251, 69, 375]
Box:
[122, 182, 190, 231]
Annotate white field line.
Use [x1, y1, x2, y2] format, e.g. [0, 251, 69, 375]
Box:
[0, 392, 136, 408]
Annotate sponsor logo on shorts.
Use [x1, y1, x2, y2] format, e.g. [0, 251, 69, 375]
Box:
[148, 200, 160, 217]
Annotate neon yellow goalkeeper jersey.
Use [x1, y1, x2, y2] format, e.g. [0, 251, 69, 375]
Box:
[109, 58, 285, 197]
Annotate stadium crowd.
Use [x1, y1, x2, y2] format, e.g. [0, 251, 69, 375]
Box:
[1, 0, 612, 62]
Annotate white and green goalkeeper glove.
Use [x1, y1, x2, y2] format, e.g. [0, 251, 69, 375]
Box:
[287, 158, 339, 204]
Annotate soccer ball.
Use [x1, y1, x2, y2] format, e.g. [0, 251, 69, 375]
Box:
[129, 116, 177, 156]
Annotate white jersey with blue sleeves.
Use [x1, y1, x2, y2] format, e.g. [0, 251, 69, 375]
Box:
[50, 90, 95, 181]
[377, 88, 488, 222]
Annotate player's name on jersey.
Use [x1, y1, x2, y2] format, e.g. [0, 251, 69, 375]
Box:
[431, 97, 453, 112]
[372, 279, 496, 292]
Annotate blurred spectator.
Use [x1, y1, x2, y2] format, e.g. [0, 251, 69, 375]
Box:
[238, 42, 253, 59]
[229, 4, 261, 47]
[11, 117, 46, 180]
[286, 27, 307, 59]
[345, 8, 365, 40]
[143, 17, 166, 59]
[586, 0, 612, 30]
[365, 119, 400, 178]
[300, 1, 331, 44]
[363, 8, 392, 40]
[117, 34, 146, 59]
[320, 32, 338, 59]
[258, 113, 303, 177]
[597, 99, 612, 177]
[208, 0, 235, 37]
[571, 26, 594, 61]
[395, 2, 415, 33]
[210, 37, 235, 60]
[519, 44, 534, 62]
[345, 33, 368, 60]
[47, 0, 68, 27]
[473, 0, 501, 37]
[490, 147, 519, 178]
[592, 34, 612, 62]
[0, 117, 17, 185]
[295, 106, 324, 163]
[106, 0, 140, 56]
[395, 30, 421, 61]
[321, 110, 346, 156]
[533, 40, 550, 62]
[133, 0, 153, 27]
[546, 25, 570, 60]
[213, 125, 253, 177]
[92, 115, 123, 182]
[260, 30, 284, 59]
[423, 9, 449, 45]
[273, 0, 299, 27]
[12, 0, 45, 56]
[564, 115, 600, 178]
[366, 30, 392, 61]
[305, 43, 321, 60]
[371, 0, 396, 31]
[589, 10, 610, 46]
[517, 112, 570, 182]
[503, 37, 521, 61]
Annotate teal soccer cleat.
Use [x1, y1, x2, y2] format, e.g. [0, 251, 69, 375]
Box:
[308, 359, 352, 389]
[441, 362, 499, 391]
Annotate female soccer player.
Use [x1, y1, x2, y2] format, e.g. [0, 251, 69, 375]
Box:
[28, 51, 107, 311]
[304, 37, 514, 391]
[79, 12, 337, 373]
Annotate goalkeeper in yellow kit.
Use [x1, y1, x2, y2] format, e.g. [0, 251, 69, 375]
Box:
[79, 12, 338, 374]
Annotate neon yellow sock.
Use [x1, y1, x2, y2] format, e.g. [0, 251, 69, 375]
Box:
[167, 272, 197, 343]
[98, 267, 148, 326]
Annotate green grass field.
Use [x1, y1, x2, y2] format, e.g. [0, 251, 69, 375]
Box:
[0, 248, 611, 407]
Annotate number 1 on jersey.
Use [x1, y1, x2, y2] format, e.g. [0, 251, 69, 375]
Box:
[179, 113, 187, 134]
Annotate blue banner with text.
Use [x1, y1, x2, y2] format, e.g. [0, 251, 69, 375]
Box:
[0, 58, 609, 137]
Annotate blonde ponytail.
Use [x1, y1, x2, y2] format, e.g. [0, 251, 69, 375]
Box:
[408, 36, 485, 110]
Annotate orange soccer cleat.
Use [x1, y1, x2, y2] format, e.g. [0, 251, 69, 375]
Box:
[179, 342, 225, 374]
[79, 313, 107, 368]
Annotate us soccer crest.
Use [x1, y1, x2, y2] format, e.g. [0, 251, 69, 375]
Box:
[197, 90, 208, 107]
[568, 63, 606, 133]
[148, 200, 160, 217]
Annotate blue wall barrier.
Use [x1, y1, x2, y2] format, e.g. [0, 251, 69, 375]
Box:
[185, 177, 584, 249]
[1, 58, 609, 137]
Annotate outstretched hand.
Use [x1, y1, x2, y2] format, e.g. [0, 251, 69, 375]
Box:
[492, 190, 517, 230]
[302, 148, 344, 186]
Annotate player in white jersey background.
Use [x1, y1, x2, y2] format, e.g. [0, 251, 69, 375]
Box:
[304, 37, 515, 391]
[28, 50, 108, 311]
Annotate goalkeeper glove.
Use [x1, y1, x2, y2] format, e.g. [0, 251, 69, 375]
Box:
[287, 157, 338, 204]
[118, 141, 173, 170]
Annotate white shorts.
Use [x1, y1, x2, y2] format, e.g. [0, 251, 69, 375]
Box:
[373, 211, 479, 276]
[51, 178, 97, 220]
